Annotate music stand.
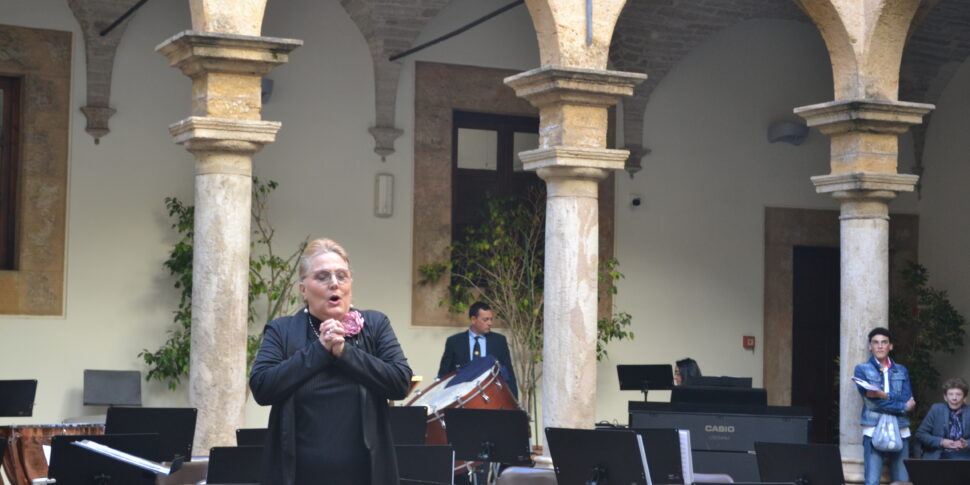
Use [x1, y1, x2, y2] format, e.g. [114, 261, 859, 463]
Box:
[235, 428, 267, 446]
[617, 365, 674, 400]
[905, 459, 970, 485]
[755, 442, 844, 485]
[0, 379, 37, 417]
[545, 427, 651, 485]
[105, 407, 197, 462]
[205, 446, 263, 485]
[48, 433, 161, 485]
[83, 370, 141, 406]
[630, 428, 685, 485]
[443, 408, 531, 483]
[389, 406, 429, 445]
[395, 444, 454, 484]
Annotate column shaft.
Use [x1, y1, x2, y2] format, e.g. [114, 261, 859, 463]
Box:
[540, 170, 602, 431]
[189, 155, 253, 450]
[837, 197, 890, 463]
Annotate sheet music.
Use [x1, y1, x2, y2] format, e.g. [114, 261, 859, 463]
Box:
[635, 434, 654, 485]
[678, 429, 694, 484]
[852, 376, 881, 392]
[72, 440, 172, 475]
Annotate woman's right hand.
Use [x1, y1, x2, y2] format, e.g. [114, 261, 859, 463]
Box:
[319, 319, 346, 357]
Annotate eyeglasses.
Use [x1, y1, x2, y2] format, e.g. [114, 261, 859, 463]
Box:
[311, 269, 351, 285]
[870, 340, 891, 347]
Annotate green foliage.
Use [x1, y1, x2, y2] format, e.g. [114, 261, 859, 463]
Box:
[418, 188, 634, 417]
[890, 261, 967, 423]
[139, 197, 193, 390]
[139, 178, 306, 391]
[597, 258, 635, 360]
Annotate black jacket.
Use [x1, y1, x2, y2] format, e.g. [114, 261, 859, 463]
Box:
[250, 309, 412, 485]
[437, 330, 518, 399]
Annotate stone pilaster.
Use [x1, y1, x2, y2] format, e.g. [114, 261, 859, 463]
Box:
[157, 31, 300, 454]
[797, 100, 931, 483]
[505, 66, 644, 448]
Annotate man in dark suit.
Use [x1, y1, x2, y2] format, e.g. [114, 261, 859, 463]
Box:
[437, 301, 518, 399]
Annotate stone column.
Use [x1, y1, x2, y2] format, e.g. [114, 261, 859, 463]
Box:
[157, 32, 300, 453]
[796, 99, 931, 483]
[506, 67, 645, 441]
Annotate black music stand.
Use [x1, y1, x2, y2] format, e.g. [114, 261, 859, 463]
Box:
[0, 379, 37, 417]
[905, 459, 970, 485]
[48, 433, 163, 485]
[755, 442, 844, 485]
[617, 365, 674, 400]
[396, 444, 454, 484]
[206, 446, 263, 485]
[83, 370, 141, 406]
[235, 428, 268, 446]
[546, 427, 651, 485]
[105, 407, 196, 462]
[389, 406, 429, 445]
[444, 409, 531, 484]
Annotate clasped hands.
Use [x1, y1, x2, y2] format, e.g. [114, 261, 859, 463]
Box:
[865, 390, 916, 412]
[942, 437, 969, 450]
[318, 319, 347, 357]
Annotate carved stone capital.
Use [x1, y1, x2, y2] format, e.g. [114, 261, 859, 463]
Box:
[811, 172, 918, 199]
[795, 99, 934, 136]
[170, 116, 281, 157]
[156, 31, 302, 78]
[368, 125, 404, 160]
[79, 106, 117, 144]
[505, 67, 645, 149]
[623, 144, 651, 177]
[505, 65, 646, 109]
[520, 146, 629, 172]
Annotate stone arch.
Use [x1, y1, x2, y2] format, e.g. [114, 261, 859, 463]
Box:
[189, 0, 268, 35]
[610, 0, 808, 175]
[523, 0, 627, 69]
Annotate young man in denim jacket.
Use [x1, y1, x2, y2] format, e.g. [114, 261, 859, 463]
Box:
[853, 327, 916, 485]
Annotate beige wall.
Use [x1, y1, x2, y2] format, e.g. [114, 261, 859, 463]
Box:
[3, 1, 968, 467]
[918, 56, 970, 386]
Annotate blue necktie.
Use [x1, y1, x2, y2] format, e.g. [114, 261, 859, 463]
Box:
[473, 336, 482, 358]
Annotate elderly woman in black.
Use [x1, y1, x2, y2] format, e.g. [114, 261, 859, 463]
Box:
[250, 238, 413, 485]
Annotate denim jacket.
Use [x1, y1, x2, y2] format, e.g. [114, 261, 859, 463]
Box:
[853, 356, 912, 428]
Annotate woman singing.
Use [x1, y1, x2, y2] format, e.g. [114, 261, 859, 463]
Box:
[250, 238, 413, 485]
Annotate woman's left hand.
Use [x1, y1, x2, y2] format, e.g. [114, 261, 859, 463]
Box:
[319, 319, 346, 357]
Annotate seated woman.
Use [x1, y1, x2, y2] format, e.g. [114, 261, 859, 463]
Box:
[916, 377, 970, 459]
[674, 358, 701, 386]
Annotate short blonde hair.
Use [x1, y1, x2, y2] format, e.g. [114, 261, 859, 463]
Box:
[298, 238, 351, 279]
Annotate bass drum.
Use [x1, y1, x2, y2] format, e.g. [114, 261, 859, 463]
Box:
[0, 423, 105, 485]
[407, 357, 519, 474]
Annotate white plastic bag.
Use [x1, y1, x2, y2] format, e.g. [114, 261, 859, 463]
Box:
[872, 413, 904, 452]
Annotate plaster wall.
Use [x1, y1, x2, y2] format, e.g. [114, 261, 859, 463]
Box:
[918, 57, 970, 385]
